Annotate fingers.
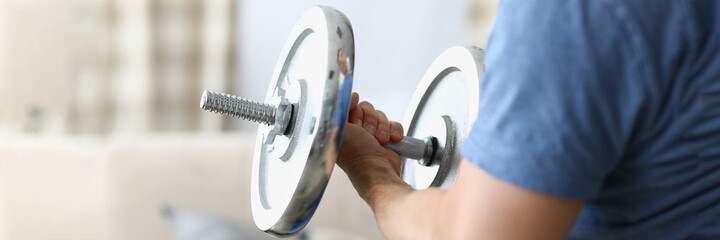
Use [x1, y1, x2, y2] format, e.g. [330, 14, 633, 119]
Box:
[349, 108, 363, 126]
[358, 101, 378, 136]
[389, 121, 404, 143]
[348, 93, 362, 125]
[347, 95, 404, 145]
[375, 110, 390, 145]
[349, 92, 359, 112]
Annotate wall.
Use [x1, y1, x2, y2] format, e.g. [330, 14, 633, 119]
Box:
[0, 0, 237, 135]
[236, 0, 480, 130]
[0, 0, 499, 135]
[0, 0, 500, 238]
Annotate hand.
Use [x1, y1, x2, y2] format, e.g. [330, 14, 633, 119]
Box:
[340, 92, 405, 173]
[337, 92, 408, 203]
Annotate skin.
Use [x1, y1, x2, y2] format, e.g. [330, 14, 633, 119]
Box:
[336, 92, 584, 239]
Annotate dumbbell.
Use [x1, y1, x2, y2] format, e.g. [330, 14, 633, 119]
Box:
[199, 6, 483, 237]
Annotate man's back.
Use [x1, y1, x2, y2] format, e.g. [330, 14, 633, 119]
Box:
[462, 0, 720, 238]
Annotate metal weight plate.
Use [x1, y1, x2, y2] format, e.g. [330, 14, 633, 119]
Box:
[400, 46, 484, 190]
[250, 6, 354, 236]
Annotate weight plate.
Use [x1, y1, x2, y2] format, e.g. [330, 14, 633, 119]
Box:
[400, 46, 484, 190]
[250, 6, 354, 236]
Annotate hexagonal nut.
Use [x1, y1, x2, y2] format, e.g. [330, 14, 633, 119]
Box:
[265, 98, 293, 145]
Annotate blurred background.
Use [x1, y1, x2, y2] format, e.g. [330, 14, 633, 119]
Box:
[0, 0, 499, 239]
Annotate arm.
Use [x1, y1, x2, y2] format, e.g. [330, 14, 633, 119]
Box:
[338, 0, 642, 237]
[337, 93, 583, 239]
[364, 160, 582, 239]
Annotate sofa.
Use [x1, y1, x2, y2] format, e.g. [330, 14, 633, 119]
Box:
[0, 133, 383, 239]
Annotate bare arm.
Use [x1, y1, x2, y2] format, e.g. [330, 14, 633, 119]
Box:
[338, 93, 583, 239]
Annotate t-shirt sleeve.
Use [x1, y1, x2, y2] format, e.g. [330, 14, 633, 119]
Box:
[462, 0, 646, 199]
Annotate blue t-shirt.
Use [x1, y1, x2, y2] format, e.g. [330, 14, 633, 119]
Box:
[462, 0, 720, 239]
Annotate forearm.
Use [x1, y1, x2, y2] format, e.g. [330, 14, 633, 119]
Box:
[343, 159, 584, 240]
[342, 157, 448, 239]
[373, 185, 448, 240]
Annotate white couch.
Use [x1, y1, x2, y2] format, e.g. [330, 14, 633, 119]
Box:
[0, 133, 383, 240]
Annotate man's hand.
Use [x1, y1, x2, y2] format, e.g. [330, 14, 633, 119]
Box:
[337, 92, 410, 204]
